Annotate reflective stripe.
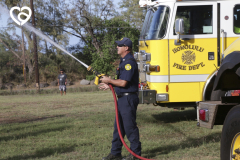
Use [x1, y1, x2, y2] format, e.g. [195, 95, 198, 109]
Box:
[146, 75, 168, 83]
[146, 74, 209, 83]
[170, 74, 209, 82]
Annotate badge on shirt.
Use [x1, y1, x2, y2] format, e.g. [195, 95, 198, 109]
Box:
[125, 64, 132, 70]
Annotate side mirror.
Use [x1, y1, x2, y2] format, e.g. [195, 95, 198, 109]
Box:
[175, 18, 184, 45]
[175, 18, 184, 35]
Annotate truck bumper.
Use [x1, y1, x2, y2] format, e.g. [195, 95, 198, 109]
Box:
[139, 90, 156, 104]
[138, 90, 169, 104]
[197, 101, 221, 129]
[197, 101, 237, 129]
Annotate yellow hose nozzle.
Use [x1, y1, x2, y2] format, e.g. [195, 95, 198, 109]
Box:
[87, 66, 105, 85]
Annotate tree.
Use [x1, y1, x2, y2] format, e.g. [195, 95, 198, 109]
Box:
[0, 0, 141, 84]
[119, 0, 147, 29]
[0, 0, 69, 81]
[64, 0, 140, 75]
[0, 31, 24, 83]
[64, 0, 117, 54]
[71, 18, 140, 75]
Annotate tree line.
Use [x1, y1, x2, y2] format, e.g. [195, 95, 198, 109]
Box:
[0, 0, 146, 86]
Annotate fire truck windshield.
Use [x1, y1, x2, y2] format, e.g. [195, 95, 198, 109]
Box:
[140, 6, 169, 40]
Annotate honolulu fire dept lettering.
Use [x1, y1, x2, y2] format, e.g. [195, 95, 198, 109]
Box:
[172, 45, 204, 53]
[172, 44, 206, 71]
[173, 62, 205, 71]
[189, 62, 205, 70]
[182, 51, 195, 65]
[173, 63, 187, 70]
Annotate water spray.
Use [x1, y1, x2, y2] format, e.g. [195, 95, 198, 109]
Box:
[0, 5, 89, 68]
[0, 5, 105, 84]
[0, 5, 154, 160]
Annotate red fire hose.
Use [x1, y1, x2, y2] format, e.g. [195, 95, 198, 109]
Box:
[109, 84, 154, 160]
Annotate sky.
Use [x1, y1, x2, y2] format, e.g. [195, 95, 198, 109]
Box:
[0, 0, 122, 47]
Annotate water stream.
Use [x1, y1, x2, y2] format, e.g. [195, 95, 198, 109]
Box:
[0, 5, 89, 69]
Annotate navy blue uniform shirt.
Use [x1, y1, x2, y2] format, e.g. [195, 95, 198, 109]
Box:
[115, 53, 139, 96]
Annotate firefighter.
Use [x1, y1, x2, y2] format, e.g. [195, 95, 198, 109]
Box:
[99, 37, 141, 160]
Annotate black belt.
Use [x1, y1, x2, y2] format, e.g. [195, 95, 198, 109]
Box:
[117, 92, 138, 98]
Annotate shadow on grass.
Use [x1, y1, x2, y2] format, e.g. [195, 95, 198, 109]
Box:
[0, 114, 66, 125]
[139, 109, 197, 124]
[0, 116, 73, 134]
[143, 131, 221, 158]
[0, 125, 72, 142]
[2, 144, 78, 160]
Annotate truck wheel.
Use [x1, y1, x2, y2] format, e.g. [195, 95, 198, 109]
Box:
[210, 90, 227, 101]
[221, 105, 240, 160]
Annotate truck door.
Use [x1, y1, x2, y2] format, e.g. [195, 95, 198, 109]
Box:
[219, 1, 240, 56]
[168, 2, 218, 102]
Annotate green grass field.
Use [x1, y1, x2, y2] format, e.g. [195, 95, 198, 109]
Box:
[0, 91, 222, 160]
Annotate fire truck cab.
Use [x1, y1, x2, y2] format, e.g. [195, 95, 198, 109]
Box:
[135, 0, 240, 107]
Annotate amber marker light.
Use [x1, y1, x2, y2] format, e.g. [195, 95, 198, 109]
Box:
[149, 65, 160, 72]
[156, 65, 160, 72]
[166, 85, 169, 92]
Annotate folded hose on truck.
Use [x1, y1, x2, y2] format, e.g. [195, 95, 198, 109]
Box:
[109, 84, 155, 160]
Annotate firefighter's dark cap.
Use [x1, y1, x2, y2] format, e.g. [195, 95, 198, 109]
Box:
[115, 37, 132, 48]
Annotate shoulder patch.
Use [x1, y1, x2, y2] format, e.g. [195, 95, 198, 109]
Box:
[125, 64, 132, 70]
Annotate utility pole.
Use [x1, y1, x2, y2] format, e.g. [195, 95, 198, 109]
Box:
[30, 0, 40, 92]
[21, 26, 26, 84]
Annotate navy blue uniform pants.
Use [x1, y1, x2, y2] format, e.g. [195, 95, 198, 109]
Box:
[111, 94, 141, 156]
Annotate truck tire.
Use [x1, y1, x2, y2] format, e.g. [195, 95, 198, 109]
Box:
[220, 105, 240, 160]
[210, 90, 227, 101]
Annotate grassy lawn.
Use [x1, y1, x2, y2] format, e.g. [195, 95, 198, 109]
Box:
[0, 91, 222, 160]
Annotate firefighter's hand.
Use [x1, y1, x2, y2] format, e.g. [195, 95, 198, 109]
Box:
[98, 83, 110, 90]
[100, 76, 111, 84]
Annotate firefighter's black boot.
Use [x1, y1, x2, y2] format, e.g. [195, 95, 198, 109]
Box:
[102, 153, 122, 160]
[122, 154, 139, 160]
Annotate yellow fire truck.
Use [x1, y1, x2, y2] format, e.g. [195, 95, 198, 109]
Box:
[135, 0, 240, 108]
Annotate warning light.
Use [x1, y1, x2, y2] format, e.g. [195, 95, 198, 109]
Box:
[149, 65, 160, 72]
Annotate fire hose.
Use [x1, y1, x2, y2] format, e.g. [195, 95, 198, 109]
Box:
[86, 66, 154, 160]
[3, 7, 155, 158]
[108, 84, 154, 160]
